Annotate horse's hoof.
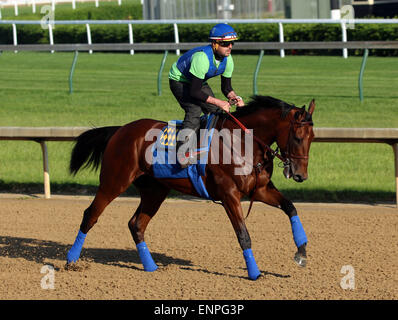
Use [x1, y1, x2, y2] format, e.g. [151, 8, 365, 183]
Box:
[64, 262, 81, 271]
[249, 272, 262, 281]
[143, 264, 158, 272]
[294, 252, 307, 268]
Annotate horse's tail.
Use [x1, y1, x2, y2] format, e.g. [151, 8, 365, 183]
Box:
[69, 126, 121, 175]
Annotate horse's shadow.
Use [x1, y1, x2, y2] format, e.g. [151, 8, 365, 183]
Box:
[0, 236, 290, 280]
[181, 266, 290, 280]
[0, 235, 192, 270]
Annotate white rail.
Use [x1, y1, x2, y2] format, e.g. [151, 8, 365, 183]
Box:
[1, 18, 398, 57]
[0, 127, 397, 204]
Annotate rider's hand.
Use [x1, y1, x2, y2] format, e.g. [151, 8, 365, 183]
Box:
[229, 96, 245, 108]
[218, 100, 231, 112]
[206, 96, 230, 112]
[235, 96, 245, 107]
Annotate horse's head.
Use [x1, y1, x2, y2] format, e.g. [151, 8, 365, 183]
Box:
[280, 99, 315, 183]
[230, 95, 315, 182]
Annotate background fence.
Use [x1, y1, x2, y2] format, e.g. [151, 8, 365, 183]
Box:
[1, 126, 397, 203]
[1, 18, 398, 58]
[2, 40, 397, 99]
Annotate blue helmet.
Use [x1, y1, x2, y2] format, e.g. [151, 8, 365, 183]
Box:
[209, 23, 238, 41]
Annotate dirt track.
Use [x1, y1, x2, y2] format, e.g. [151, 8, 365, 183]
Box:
[0, 194, 397, 300]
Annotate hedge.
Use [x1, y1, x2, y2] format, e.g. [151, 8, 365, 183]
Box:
[1, 22, 397, 56]
[1, 3, 143, 21]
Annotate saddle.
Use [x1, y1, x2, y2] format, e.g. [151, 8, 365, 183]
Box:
[152, 113, 219, 200]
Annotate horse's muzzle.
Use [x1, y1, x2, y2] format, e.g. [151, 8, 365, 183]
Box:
[284, 163, 307, 183]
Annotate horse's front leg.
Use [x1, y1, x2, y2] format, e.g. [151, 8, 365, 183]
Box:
[281, 198, 308, 267]
[222, 191, 261, 280]
[254, 181, 308, 267]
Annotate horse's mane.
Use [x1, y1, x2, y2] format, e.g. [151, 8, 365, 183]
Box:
[232, 95, 296, 119]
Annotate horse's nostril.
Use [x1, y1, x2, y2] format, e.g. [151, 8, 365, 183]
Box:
[294, 175, 305, 182]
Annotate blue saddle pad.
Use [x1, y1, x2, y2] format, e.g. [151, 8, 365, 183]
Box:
[152, 114, 216, 200]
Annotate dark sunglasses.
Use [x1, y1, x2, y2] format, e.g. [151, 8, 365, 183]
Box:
[218, 41, 234, 47]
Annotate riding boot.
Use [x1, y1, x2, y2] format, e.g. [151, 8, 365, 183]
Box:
[176, 137, 193, 168]
[176, 129, 197, 168]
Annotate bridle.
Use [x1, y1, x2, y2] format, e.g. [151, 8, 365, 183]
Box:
[282, 117, 314, 163]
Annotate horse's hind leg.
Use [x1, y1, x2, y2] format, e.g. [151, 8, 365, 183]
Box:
[66, 188, 120, 264]
[67, 160, 138, 264]
[128, 175, 170, 271]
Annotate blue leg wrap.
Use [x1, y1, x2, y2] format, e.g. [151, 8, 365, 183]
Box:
[136, 242, 158, 272]
[243, 249, 261, 280]
[290, 216, 308, 248]
[67, 230, 86, 263]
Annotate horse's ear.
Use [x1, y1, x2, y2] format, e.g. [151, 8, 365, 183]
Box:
[308, 99, 315, 115]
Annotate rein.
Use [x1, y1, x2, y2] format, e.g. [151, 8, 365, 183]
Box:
[225, 110, 287, 164]
[223, 110, 287, 220]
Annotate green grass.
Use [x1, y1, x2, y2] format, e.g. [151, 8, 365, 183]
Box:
[0, 51, 397, 203]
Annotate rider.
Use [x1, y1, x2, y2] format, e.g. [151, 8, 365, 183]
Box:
[168, 23, 245, 167]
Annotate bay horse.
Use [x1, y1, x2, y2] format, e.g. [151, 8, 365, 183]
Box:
[66, 95, 315, 280]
